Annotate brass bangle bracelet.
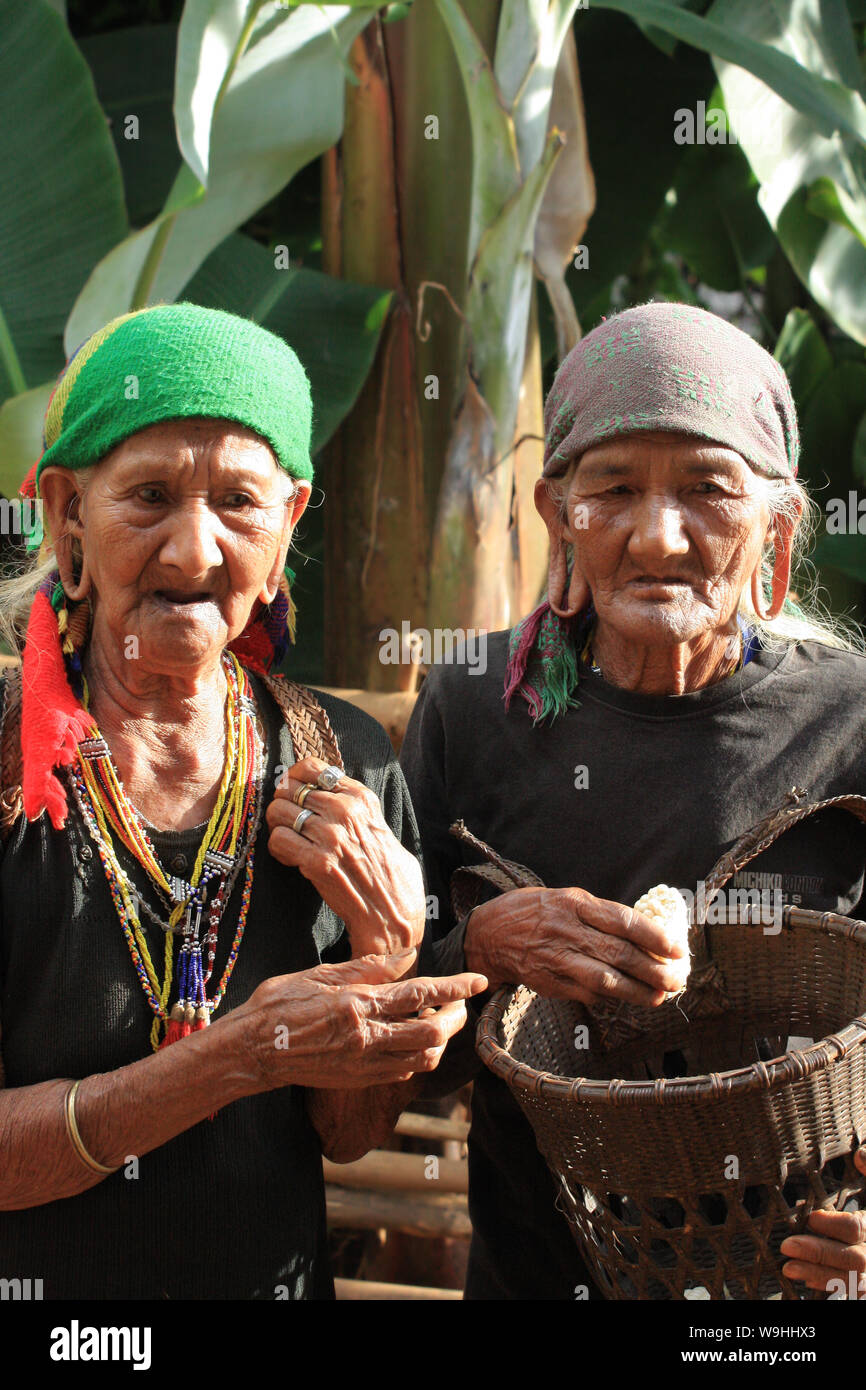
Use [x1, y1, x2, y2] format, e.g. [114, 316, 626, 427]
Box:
[64, 1080, 120, 1176]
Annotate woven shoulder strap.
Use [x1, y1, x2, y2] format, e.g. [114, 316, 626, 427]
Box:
[0, 666, 23, 844]
[260, 674, 343, 769]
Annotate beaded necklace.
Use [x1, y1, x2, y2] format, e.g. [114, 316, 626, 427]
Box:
[69, 650, 263, 1051]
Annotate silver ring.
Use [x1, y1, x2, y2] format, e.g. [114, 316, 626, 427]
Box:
[292, 808, 315, 835]
[316, 765, 344, 792]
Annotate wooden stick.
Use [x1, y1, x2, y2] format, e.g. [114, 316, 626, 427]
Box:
[325, 1185, 471, 1239]
[323, 1149, 468, 1194]
[335, 1277, 461, 1301]
[395, 1112, 470, 1144]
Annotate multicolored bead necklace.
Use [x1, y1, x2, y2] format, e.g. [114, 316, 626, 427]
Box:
[69, 649, 263, 1051]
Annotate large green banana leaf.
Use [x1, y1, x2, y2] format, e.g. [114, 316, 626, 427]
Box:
[706, 0, 866, 344]
[65, 2, 374, 351]
[658, 113, 776, 294]
[0, 383, 55, 498]
[772, 309, 866, 592]
[79, 24, 180, 228]
[0, 0, 128, 404]
[594, 0, 866, 140]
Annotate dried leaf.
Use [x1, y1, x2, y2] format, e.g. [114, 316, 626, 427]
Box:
[533, 28, 596, 358]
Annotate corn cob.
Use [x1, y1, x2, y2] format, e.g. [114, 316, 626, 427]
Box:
[634, 884, 691, 995]
[634, 884, 689, 934]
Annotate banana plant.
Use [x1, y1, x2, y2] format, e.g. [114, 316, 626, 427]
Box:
[6, 0, 866, 682]
[321, 0, 866, 687]
[0, 0, 127, 491]
[426, 0, 590, 638]
[65, 1, 375, 348]
[321, 0, 594, 687]
[592, 0, 866, 344]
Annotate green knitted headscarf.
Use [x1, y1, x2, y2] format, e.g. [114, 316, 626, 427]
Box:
[32, 302, 313, 493]
[21, 302, 314, 676]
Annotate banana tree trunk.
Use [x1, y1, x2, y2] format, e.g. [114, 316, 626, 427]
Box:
[322, 2, 593, 687]
[321, 21, 427, 692]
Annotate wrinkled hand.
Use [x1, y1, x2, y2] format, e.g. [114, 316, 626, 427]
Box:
[266, 757, 425, 956]
[465, 885, 689, 1007]
[233, 948, 487, 1091]
[780, 1148, 866, 1297]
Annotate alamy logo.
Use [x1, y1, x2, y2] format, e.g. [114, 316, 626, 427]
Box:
[378, 620, 487, 674]
[673, 100, 781, 152]
[826, 491, 866, 534]
[0, 1276, 42, 1299]
[0, 498, 41, 538]
[49, 1320, 152, 1371]
[679, 882, 785, 934]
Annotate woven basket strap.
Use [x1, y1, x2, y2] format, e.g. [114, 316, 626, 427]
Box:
[260, 674, 344, 770]
[0, 666, 23, 844]
[448, 819, 545, 921]
[701, 790, 866, 913]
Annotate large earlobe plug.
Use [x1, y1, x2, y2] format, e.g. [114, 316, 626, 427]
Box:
[55, 535, 91, 604]
[547, 542, 588, 619]
[750, 565, 771, 622]
[750, 514, 796, 622]
[260, 486, 303, 605]
[260, 548, 289, 607]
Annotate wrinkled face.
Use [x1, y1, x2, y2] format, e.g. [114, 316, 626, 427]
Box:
[76, 419, 306, 673]
[563, 431, 773, 645]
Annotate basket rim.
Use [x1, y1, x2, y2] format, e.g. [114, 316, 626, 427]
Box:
[476, 909, 866, 1107]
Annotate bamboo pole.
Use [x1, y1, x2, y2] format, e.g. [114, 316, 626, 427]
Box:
[395, 1112, 470, 1144]
[335, 1278, 461, 1300]
[325, 1185, 471, 1239]
[323, 1149, 468, 1195]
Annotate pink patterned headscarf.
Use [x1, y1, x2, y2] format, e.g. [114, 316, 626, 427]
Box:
[542, 301, 799, 480]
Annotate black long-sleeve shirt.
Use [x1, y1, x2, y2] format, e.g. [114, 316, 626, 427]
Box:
[0, 679, 422, 1300]
[401, 631, 866, 1300]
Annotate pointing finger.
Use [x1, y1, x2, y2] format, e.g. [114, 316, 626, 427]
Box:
[373, 972, 488, 1017]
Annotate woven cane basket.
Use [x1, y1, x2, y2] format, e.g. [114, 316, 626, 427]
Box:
[463, 793, 866, 1301]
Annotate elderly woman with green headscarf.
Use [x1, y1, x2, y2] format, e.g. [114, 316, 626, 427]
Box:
[401, 301, 866, 1301]
[0, 303, 485, 1301]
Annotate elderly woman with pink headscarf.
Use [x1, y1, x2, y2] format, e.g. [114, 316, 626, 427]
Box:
[401, 301, 866, 1301]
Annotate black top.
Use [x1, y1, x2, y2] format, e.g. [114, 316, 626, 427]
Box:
[0, 677, 422, 1300]
[400, 631, 866, 1300]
